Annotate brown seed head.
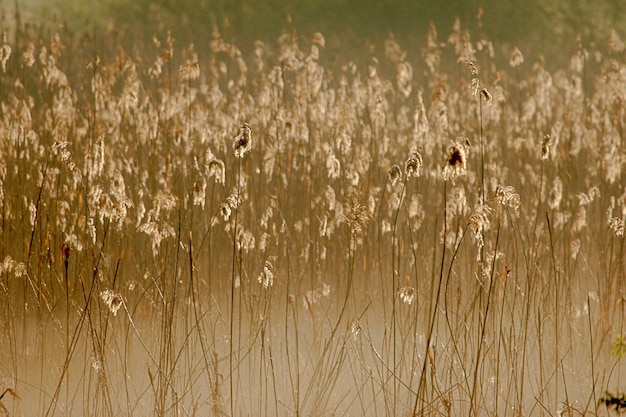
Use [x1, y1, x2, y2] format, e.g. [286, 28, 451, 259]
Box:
[442, 138, 470, 181]
[388, 164, 403, 186]
[404, 150, 423, 178]
[234, 123, 253, 158]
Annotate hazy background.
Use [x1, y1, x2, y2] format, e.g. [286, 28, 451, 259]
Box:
[8, 0, 626, 65]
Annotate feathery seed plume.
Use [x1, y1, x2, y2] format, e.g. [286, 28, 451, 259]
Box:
[344, 192, 370, 238]
[541, 134, 553, 160]
[404, 150, 423, 178]
[234, 123, 253, 158]
[509, 47, 524, 67]
[548, 177, 563, 210]
[480, 88, 492, 105]
[469, 204, 493, 258]
[100, 289, 124, 316]
[257, 257, 277, 289]
[442, 137, 470, 181]
[207, 157, 226, 185]
[388, 164, 403, 186]
[609, 217, 625, 237]
[496, 185, 521, 214]
[398, 286, 417, 305]
[0, 43, 11, 73]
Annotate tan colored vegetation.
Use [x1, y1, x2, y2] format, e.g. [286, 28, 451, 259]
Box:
[0, 10, 625, 417]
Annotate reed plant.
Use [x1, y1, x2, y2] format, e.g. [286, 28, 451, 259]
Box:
[0, 7, 625, 417]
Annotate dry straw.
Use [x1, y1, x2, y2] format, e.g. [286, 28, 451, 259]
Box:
[1, 12, 625, 417]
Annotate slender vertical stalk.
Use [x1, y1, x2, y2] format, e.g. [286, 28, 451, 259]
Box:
[229, 156, 241, 417]
[390, 179, 407, 417]
[283, 225, 300, 417]
[470, 223, 500, 417]
[586, 295, 598, 415]
[479, 92, 485, 205]
[545, 212, 560, 406]
[413, 179, 447, 416]
[62, 243, 70, 415]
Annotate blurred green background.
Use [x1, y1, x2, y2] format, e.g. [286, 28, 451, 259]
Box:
[7, 0, 626, 64]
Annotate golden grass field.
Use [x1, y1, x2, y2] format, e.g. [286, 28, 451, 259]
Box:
[0, 6, 625, 417]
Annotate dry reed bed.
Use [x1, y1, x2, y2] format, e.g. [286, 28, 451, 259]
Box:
[0, 13, 625, 417]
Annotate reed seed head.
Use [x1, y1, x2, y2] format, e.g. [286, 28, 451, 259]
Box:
[509, 47, 524, 67]
[344, 192, 370, 238]
[100, 289, 123, 316]
[469, 204, 492, 258]
[442, 137, 470, 181]
[404, 150, 423, 178]
[207, 158, 226, 185]
[179, 56, 200, 81]
[388, 164, 402, 186]
[471, 77, 481, 96]
[257, 257, 277, 289]
[609, 217, 625, 237]
[465, 59, 478, 76]
[219, 203, 232, 221]
[0, 43, 11, 73]
[548, 177, 563, 210]
[495, 185, 521, 215]
[541, 134, 553, 160]
[234, 123, 253, 158]
[398, 286, 416, 305]
[480, 88, 492, 104]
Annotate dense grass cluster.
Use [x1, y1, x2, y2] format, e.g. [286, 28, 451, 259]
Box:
[0, 9, 625, 417]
